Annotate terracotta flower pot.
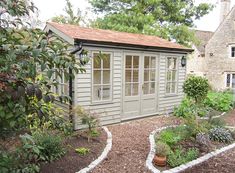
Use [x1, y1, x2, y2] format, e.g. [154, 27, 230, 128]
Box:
[153, 155, 167, 167]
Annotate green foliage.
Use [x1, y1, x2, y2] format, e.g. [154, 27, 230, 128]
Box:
[208, 118, 225, 128]
[157, 126, 189, 147]
[183, 76, 210, 104]
[167, 147, 199, 168]
[155, 142, 171, 157]
[75, 147, 90, 156]
[204, 91, 233, 112]
[89, 0, 214, 46]
[51, 0, 82, 25]
[209, 127, 233, 143]
[33, 131, 65, 161]
[0, 0, 87, 138]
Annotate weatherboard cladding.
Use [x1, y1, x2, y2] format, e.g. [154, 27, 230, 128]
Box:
[45, 22, 188, 127]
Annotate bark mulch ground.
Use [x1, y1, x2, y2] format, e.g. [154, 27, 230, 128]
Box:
[223, 109, 235, 126]
[40, 129, 107, 173]
[91, 115, 180, 173]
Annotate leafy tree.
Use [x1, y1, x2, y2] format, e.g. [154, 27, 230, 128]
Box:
[51, 0, 82, 25]
[0, 0, 84, 138]
[89, 0, 214, 46]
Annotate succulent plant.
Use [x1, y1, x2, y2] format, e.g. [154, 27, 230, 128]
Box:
[209, 127, 233, 143]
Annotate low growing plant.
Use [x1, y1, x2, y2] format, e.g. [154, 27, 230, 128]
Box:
[204, 91, 233, 112]
[33, 131, 65, 162]
[75, 147, 90, 156]
[155, 142, 171, 157]
[167, 147, 199, 168]
[209, 127, 233, 143]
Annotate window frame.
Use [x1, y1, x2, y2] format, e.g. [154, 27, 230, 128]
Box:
[229, 44, 235, 58]
[165, 56, 179, 95]
[226, 72, 235, 88]
[91, 51, 113, 103]
[51, 71, 69, 96]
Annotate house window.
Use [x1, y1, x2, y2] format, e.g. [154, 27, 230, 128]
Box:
[52, 72, 69, 96]
[226, 73, 235, 88]
[166, 57, 178, 94]
[92, 52, 111, 102]
[231, 47, 235, 57]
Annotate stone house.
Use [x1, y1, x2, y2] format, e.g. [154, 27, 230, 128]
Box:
[187, 0, 235, 90]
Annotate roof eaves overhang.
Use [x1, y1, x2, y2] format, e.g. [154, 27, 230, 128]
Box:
[75, 39, 194, 54]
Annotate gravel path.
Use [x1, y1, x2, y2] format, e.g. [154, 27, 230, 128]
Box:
[91, 115, 179, 173]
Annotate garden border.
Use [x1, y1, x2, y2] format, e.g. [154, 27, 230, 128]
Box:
[146, 125, 235, 173]
[76, 126, 112, 173]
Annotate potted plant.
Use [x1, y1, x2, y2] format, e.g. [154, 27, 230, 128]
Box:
[153, 142, 170, 167]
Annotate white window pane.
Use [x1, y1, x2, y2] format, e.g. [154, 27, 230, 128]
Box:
[166, 83, 171, 93]
[144, 56, 150, 68]
[150, 57, 156, 68]
[171, 83, 176, 93]
[125, 84, 131, 96]
[150, 70, 155, 81]
[103, 70, 110, 84]
[102, 86, 110, 100]
[173, 58, 177, 69]
[232, 74, 235, 88]
[125, 70, 132, 83]
[103, 55, 110, 68]
[133, 70, 139, 82]
[132, 83, 139, 96]
[143, 83, 149, 95]
[167, 71, 171, 81]
[144, 70, 149, 82]
[126, 56, 132, 68]
[133, 56, 139, 68]
[93, 86, 102, 101]
[94, 54, 101, 69]
[227, 74, 231, 87]
[172, 70, 176, 81]
[64, 84, 69, 96]
[150, 82, 155, 94]
[93, 70, 101, 84]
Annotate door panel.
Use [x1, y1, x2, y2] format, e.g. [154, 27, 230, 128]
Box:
[122, 53, 158, 120]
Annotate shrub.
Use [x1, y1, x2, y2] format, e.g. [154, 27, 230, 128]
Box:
[174, 98, 195, 118]
[157, 126, 190, 146]
[204, 91, 233, 112]
[33, 131, 65, 161]
[183, 76, 210, 104]
[155, 142, 171, 157]
[75, 147, 90, 156]
[209, 127, 233, 143]
[167, 147, 199, 168]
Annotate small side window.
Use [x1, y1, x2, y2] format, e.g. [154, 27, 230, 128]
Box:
[231, 47, 235, 58]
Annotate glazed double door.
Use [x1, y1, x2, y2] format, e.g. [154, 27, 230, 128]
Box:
[122, 53, 158, 120]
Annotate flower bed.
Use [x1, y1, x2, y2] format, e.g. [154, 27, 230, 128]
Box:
[150, 124, 235, 172]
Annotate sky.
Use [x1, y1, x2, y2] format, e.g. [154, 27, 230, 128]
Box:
[33, 0, 235, 32]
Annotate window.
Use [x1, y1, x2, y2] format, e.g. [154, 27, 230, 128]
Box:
[92, 53, 111, 102]
[143, 56, 156, 95]
[231, 47, 235, 58]
[166, 57, 178, 94]
[226, 73, 235, 88]
[125, 55, 139, 96]
[52, 72, 69, 96]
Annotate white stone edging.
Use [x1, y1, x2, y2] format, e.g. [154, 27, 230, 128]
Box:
[76, 126, 112, 173]
[199, 112, 226, 120]
[146, 125, 235, 173]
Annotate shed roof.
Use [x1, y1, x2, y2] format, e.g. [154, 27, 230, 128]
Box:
[46, 22, 193, 52]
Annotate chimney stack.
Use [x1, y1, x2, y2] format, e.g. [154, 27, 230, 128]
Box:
[220, 0, 231, 23]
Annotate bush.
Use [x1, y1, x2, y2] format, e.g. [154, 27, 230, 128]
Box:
[167, 147, 199, 168]
[204, 91, 233, 112]
[33, 131, 65, 162]
[209, 117, 226, 127]
[157, 126, 190, 146]
[155, 142, 171, 157]
[174, 98, 195, 118]
[209, 127, 233, 143]
[183, 76, 210, 103]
